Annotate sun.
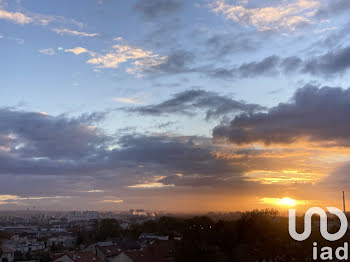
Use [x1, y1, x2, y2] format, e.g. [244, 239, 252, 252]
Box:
[278, 197, 296, 207]
[261, 197, 298, 207]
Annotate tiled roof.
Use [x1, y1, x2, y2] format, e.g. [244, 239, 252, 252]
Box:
[124, 240, 175, 262]
[68, 251, 103, 262]
[52, 251, 102, 262]
[124, 250, 154, 262]
[96, 245, 122, 257]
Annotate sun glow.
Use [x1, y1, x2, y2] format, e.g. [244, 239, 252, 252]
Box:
[261, 197, 299, 207]
[278, 197, 296, 206]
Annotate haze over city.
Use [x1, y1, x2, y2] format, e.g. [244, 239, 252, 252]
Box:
[1, 0, 350, 212]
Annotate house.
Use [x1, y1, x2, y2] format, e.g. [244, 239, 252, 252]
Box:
[138, 233, 169, 248]
[96, 244, 122, 262]
[1, 246, 15, 262]
[47, 235, 76, 248]
[85, 242, 116, 256]
[14, 241, 46, 253]
[11, 234, 28, 243]
[52, 251, 102, 262]
[114, 251, 152, 262]
[4, 233, 46, 254]
[114, 240, 175, 262]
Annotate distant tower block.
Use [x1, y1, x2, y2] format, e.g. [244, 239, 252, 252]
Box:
[343, 191, 346, 213]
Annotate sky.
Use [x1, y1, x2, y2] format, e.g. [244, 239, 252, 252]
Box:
[1, 0, 350, 212]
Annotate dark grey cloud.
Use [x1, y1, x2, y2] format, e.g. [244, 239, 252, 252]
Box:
[134, 0, 183, 19]
[125, 89, 265, 120]
[302, 46, 350, 76]
[0, 109, 108, 159]
[141, 19, 184, 50]
[0, 151, 97, 176]
[108, 134, 247, 187]
[316, 0, 350, 18]
[306, 23, 350, 51]
[146, 53, 280, 79]
[208, 45, 350, 79]
[0, 109, 112, 177]
[206, 33, 258, 57]
[280, 56, 303, 73]
[213, 84, 350, 145]
[156, 121, 176, 129]
[206, 55, 280, 79]
[238, 55, 280, 78]
[140, 30, 264, 78]
[0, 108, 252, 189]
[148, 49, 195, 75]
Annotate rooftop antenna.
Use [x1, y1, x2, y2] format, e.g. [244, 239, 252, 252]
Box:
[343, 191, 346, 214]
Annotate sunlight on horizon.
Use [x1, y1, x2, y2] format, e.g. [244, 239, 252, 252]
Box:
[261, 197, 301, 207]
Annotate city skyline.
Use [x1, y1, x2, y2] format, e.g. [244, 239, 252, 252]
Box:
[1, 0, 350, 211]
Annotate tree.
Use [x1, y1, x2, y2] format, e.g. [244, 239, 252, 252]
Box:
[96, 219, 121, 241]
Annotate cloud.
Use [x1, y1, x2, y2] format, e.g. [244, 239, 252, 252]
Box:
[38, 48, 55, 55]
[213, 84, 350, 146]
[206, 44, 350, 79]
[0, 108, 249, 190]
[110, 49, 194, 79]
[316, 0, 350, 17]
[321, 159, 350, 189]
[88, 44, 166, 72]
[314, 26, 338, 34]
[52, 28, 99, 37]
[0, 8, 32, 24]
[0, 4, 82, 27]
[209, 55, 280, 79]
[128, 182, 174, 188]
[0, 194, 71, 205]
[0, 109, 260, 196]
[206, 32, 259, 57]
[0, 107, 332, 198]
[92, 37, 350, 81]
[65, 41, 167, 76]
[306, 22, 350, 52]
[113, 95, 144, 105]
[156, 121, 176, 129]
[0, 107, 345, 209]
[109, 134, 247, 187]
[211, 0, 322, 31]
[123, 49, 198, 77]
[102, 199, 123, 203]
[83, 189, 105, 193]
[125, 89, 265, 120]
[143, 50, 194, 75]
[65, 47, 90, 55]
[280, 56, 303, 73]
[237, 55, 281, 77]
[302, 45, 350, 76]
[0, 109, 108, 161]
[134, 0, 183, 19]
